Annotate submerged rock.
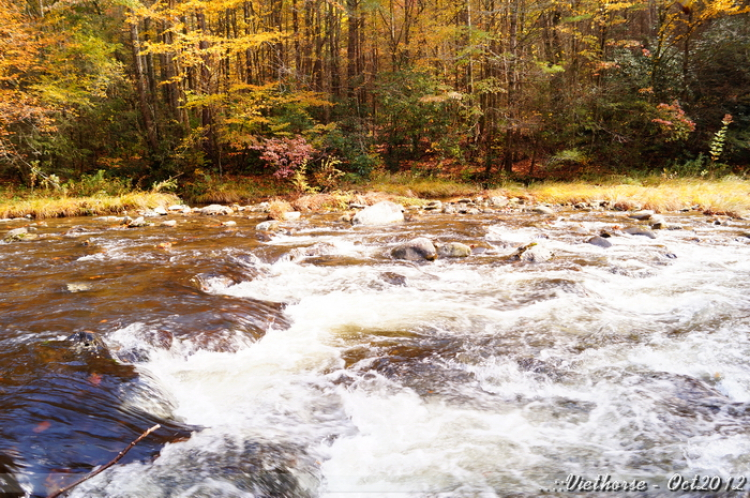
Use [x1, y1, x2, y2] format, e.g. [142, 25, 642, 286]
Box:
[587, 236, 612, 248]
[437, 242, 472, 258]
[352, 201, 404, 225]
[160, 219, 178, 227]
[380, 271, 407, 286]
[66, 283, 92, 293]
[66, 330, 110, 358]
[624, 226, 657, 239]
[391, 237, 437, 261]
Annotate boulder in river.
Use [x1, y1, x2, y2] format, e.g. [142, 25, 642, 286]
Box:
[160, 219, 178, 227]
[511, 242, 554, 262]
[587, 236, 612, 248]
[437, 242, 472, 258]
[629, 210, 654, 220]
[424, 200, 442, 211]
[66, 330, 110, 358]
[127, 216, 149, 228]
[650, 215, 668, 229]
[282, 211, 301, 222]
[624, 226, 657, 239]
[533, 205, 554, 215]
[352, 201, 404, 225]
[256, 220, 281, 231]
[489, 196, 509, 208]
[4, 227, 36, 242]
[199, 204, 234, 216]
[380, 271, 407, 286]
[392, 237, 437, 261]
[66, 283, 92, 293]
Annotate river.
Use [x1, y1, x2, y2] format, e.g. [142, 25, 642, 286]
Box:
[2, 204, 750, 498]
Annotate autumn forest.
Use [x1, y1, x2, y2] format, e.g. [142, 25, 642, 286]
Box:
[0, 0, 749, 193]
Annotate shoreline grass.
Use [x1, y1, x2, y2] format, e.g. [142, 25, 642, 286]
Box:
[2, 176, 749, 219]
[517, 177, 750, 215]
[0, 192, 181, 220]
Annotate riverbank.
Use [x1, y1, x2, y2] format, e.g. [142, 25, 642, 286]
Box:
[1, 177, 749, 220]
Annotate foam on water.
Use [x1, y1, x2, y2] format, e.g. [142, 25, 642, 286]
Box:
[65, 215, 750, 497]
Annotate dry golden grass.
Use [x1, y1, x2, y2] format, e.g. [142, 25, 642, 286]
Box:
[363, 172, 480, 198]
[0, 192, 180, 219]
[267, 199, 294, 220]
[519, 178, 750, 215]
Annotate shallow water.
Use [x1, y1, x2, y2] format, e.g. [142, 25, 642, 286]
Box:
[2, 208, 750, 497]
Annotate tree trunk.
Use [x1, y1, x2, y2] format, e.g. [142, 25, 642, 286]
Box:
[129, 20, 159, 155]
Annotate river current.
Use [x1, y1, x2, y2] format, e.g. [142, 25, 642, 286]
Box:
[2, 206, 750, 498]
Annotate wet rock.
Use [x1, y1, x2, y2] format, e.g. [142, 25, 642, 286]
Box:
[352, 201, 404, 225]
[199, 204, 234, 216]
[489, 196, 509, 208]
[66, 283, 92, 293]
[391, 237, 437, 261]
[63, 226, 90, 238]
[250, 201, 270, 213]
[282, 211, 301, 222]
[629, 209, 654, 220]
[153, 206, 168, 216]
[168, 204, 187, 212]
[511, 242, 553, 262]
[442, 203, 457, 214]
[160, 219, 178, 227]
[221, 220, 237, 227]
[256, 220, 281, 231]
[459, 207, 481, 215]
[288, 242, 337, 260]
[4, 227, 36, 242]
[127, 216, 148, 228]
[650, 215, 668, 229]
[437, 242, 472, 258]
[424, 200, 443, 211]
[190, 272, 241, 291]
[599, 230, 613, 238]
[380, 271, 407, 286]
[348, 202, 366, 209]
[587, 236, 612, 248]
[66, 331, 110, 358]
[624, 226, 657, 239]
[95, 216, 122, 223]
[533, 205, 554, 215]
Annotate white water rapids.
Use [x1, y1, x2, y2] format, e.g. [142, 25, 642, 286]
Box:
[56, 211, 750, 498]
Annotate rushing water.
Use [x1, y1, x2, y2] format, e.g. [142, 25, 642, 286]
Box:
[2, 207, 750, 498]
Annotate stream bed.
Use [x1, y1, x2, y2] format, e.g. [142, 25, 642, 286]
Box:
[2, 204, 750, 498]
